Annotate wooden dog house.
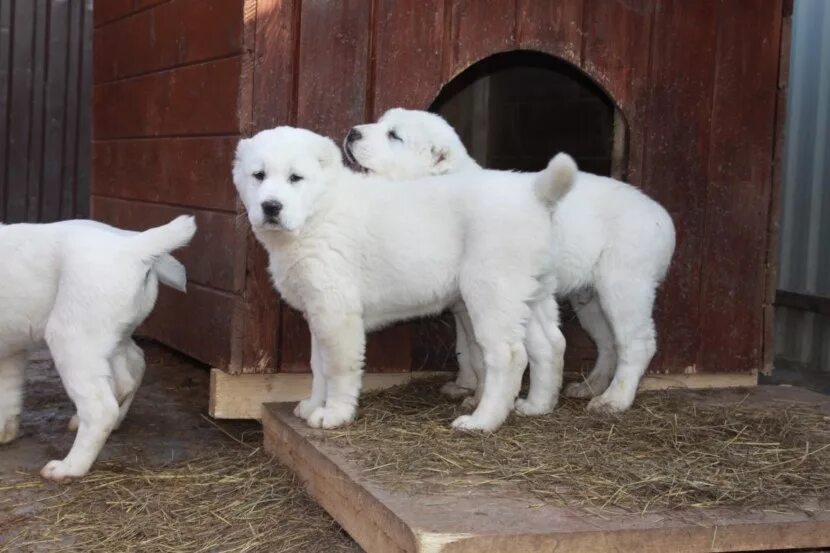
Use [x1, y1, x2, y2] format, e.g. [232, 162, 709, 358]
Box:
[91, 0, 790, 417]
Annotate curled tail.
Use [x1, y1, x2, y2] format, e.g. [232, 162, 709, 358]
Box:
[535, 152, 577, 209]
[129, 215, 197, 264]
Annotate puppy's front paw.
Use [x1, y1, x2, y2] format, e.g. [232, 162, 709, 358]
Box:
[40, 459, 85, 482]
[440, 381, 474, 399]
[514, 398, 553, 416]
[450, 414, 499, 433]
[306, 405, 355, 429]
[0, 414, 20, 444]
[586, 393, 631, 415]
[293, 399, 321, 421]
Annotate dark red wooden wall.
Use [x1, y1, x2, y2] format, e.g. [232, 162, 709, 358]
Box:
[91, 0, 251, 369]
[92, 0, 789, 379]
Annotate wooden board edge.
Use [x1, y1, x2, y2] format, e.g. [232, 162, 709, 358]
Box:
[262, 401, 830, 553]
[210, 370, 758, 420]
[209, 369, 452, 419]
[639, 372, 758, 392]
[262, 404, 419, 553]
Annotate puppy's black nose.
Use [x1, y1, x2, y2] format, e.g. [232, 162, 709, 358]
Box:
[346, 128, 362, 143]
[261, 200, 283, 219]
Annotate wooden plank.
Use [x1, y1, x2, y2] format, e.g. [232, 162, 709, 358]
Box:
[60, 0, 83, 219]
[358, 0, 451, 373]
[93, 56, 242, 139]
[263, 386, 828, 553]
[5, 0, 36, 222]
[580, 0, 653, 184]
[41, 0, 70, 222]
[212, 370, 756, 420]
[94, 0, 244, 84]
[75, 0, 93, 218]
[516, 0, 583, 67]
[210, 369, 450, 419]
[764, 6, 792, 375]
[641, 0, 718, 374]
[232, 0, 299, 374]
[372, 0, 446, 115]
[91, 137, 239, 212]
[90, 195, 241, 293]
[139, 282, 235, 369]
[251, 0, 296, 128]
[279, 0, 415, 374]
[25, 0, 48, 222]
[697, 0, 783, 374]
[0, 0, 11, 219]
[775, 290, 830, 317]
[296, 0, 372, 138]
[93, 0, 168, 28]
[444, 0, 516, 81]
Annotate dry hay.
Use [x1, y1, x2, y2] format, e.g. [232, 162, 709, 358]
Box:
[324, 379, 830, 513]
[0, 440, 359, 553]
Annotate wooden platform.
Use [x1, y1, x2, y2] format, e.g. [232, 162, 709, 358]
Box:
[212, 369, 757, 419]
[262, 387, 830, 553]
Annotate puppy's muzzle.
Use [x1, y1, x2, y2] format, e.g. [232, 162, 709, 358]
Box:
[261, 200, 283, 223]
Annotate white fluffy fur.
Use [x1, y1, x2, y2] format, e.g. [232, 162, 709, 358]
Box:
[346, 108, 676, 414]
[233, 126, 575, 431]
[0, 216, 196, 480]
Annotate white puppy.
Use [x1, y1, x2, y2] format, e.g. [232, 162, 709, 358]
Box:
[233, 126, 575, 432]
[345, 108, 676, 414]
[0, 216, 196, 480]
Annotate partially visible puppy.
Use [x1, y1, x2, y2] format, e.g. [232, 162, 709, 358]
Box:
[233, 126, 575, 432]
[0, 216, 196, 480]
[345, 108, 676, 415]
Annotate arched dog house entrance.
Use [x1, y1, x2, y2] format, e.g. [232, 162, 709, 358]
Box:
[430, 50, 624, 179]
[416, 50, 626, 374]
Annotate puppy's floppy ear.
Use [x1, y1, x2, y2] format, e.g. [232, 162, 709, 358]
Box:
[431, 145, 453, 175]
[318, 136, 344, 169]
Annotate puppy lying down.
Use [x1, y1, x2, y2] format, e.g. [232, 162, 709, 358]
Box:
[233, 126, 575, 432]
[0, 216, 196, 480]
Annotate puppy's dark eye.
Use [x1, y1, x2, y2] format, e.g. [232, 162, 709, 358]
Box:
[288, 173, 304, 184]
[253, 171, 266, 181]
[387, 130, 403, 142]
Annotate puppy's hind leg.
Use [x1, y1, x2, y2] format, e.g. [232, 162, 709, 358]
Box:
[43, 336, 119, 481]
[0, 353, 26, 444]
[112, 339, 145, 429]
[587, 279, 657, 414]
[440, 305, 478, 399]
[447, 306, 486, 410]
[452, 279, 531, 432]
[67, 339, 145, 432]
[515, 296, 565, 416]
[564, 291, 617, 399]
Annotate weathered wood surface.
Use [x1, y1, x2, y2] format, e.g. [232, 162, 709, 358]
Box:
[91, 0, 247, 368]
[212, 369, 756, 420]
[263, 386, 830, 553]
[92, 0, 788, 378]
